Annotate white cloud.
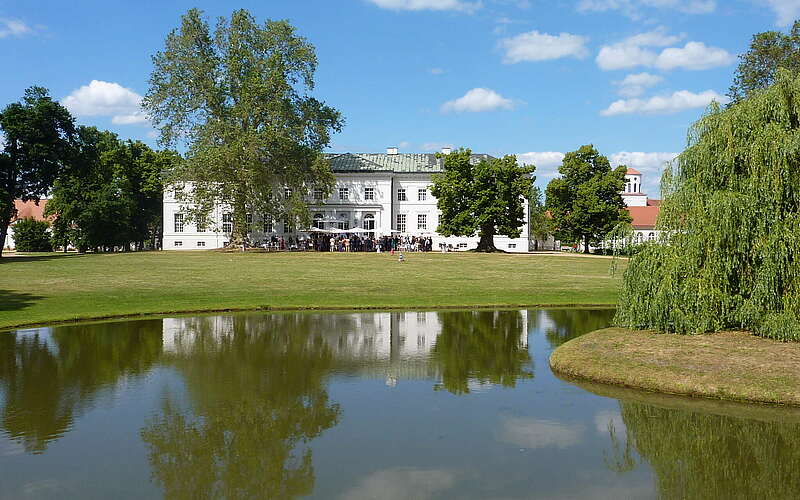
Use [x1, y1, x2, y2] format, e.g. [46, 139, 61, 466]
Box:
[0, 18, 33, 38]
[615, 72, 664, 97]
[596, 28, 683, 70]
[765, 0, 800, 26]
[499, 417, 585, 449]
[441, 88, 515, 112]
[655, 41, 734, 70]
[342, 467, 457, 500]
[517, 151, 564, 170]
[61, 80, 149, 126]
[366, 0, 481, 12]
[577, 0, 715, 18]
[422, 141, 454, 151]
[500, 30, 589, 63]
[601, 89, 727, 115]
[596, 29, 731, 71]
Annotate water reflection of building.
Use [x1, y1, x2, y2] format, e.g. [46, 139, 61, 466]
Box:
[162, 311, 529, 385]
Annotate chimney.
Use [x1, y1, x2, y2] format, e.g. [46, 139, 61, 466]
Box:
[441, 147, 452, 155]
[386, 146, 398, 155]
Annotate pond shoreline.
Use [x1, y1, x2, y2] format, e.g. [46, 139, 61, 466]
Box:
[1, 303, 616, 332]
[550, 327, 800, 407]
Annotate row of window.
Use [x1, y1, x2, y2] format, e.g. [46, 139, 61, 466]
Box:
[321, 187, 428, 202]
[176, 212, 433, 234]
[174, 186, 432, 202]
[395, 214, 427, 232]
[173, 241, 205, 247]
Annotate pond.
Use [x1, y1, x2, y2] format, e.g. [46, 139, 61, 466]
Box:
[1, 309, 800, 499]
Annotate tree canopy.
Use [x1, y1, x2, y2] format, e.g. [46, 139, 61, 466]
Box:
[0, 87, 75, 257]
[143, 8, 343, 247]
[545, 145, 629, 253]
[46, 127, 177, 252]
[616, 70, 800, 340]
[728, 20, 800, 103]
[430, 149, 533, 252]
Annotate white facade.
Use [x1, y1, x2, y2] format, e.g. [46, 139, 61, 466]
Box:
[162, 150, 530, 252]
[621, 169, 648, 207]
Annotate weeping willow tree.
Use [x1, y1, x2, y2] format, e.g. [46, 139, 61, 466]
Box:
[616, 70, 800, 340]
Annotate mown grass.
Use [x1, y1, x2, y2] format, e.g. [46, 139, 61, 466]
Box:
[0, 250, 623, 330]
[550, 327, 800, 406]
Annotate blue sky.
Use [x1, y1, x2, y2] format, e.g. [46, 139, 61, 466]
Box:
[2, 0, 797, 194]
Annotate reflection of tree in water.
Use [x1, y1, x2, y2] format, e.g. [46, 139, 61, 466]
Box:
[0, 320, 163, 453]
[535, 309, 616, 348]
[431, 310, 532, 395]
[141, 315, 341, 500]
[610, 401, 800, 499]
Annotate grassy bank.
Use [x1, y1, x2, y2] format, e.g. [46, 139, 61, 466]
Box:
[550, 327, 800, 406]
[0, 251, 622, 330]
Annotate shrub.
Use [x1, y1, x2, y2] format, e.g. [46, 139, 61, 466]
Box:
[13, 217, 52, 252]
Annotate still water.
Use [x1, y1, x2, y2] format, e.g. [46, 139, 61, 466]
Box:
[1, 309, 800, 499]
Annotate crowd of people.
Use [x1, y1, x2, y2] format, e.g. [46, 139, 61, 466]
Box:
[251, 233, 439, 252]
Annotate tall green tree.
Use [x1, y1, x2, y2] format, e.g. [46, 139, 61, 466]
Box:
[545, 145, 629, 253]
[527, 185, 551, 251]
[46, 128, 176, 252]
[431, 149, 534, 252]
[728, 20, 800, 103]
[0, 87, 75, 257]
[617, 70, 800, 340]
[143, 8, 343, 247]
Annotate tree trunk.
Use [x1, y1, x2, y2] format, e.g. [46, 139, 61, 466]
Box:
[476, 224, 497, 252]
[0, 222, 8, 258]
[583, 234, 590, 254]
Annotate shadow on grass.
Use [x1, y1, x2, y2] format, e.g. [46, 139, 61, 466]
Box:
[0, 290, 43, 312]
[0, 252, 86, 263]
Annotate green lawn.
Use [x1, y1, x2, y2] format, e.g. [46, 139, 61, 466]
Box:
[0, 251, 623, 330]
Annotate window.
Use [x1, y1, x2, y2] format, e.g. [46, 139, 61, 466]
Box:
[417, 214, 427, 231]
[174, 241, 183, 247]
[313, 213, 324, 229]
[284, 218, 293, 234]
[197, 241, 205, 247]
[339, 187, 349, 200]
[635, 232, 643, 244]
[364, 187, 375, 200]
[173, 183, 184, 199]
[396, 214, 406, 232]
[263, 215, 273, 233]
[284, 187, 293, 199]
[625, 183, 631, 193]
[313, 188, 324, 201]
[246, 213, 253, 233]
[648, 232, 655, 241]
[363, 213, 375, 231]
[197, 215, 207, 233]
[457, 243, 468, 249]
[222, 213, 233, 233]
[508, 243, 516, 249]
[418, 188, 427, 201]
[397, 188, 406, 201]
[174, 213, 184, 233]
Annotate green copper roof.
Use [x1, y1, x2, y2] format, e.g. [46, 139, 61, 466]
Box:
[325, 153, 494, 174]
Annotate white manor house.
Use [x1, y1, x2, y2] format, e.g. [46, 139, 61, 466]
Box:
[162, 148, 531, 252]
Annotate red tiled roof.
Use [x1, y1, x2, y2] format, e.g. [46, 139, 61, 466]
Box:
[626, 167, 641, 175]
[12, 199, 49, 223]
[626, 205, 659, 229]
[647, 199, 661, 207]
